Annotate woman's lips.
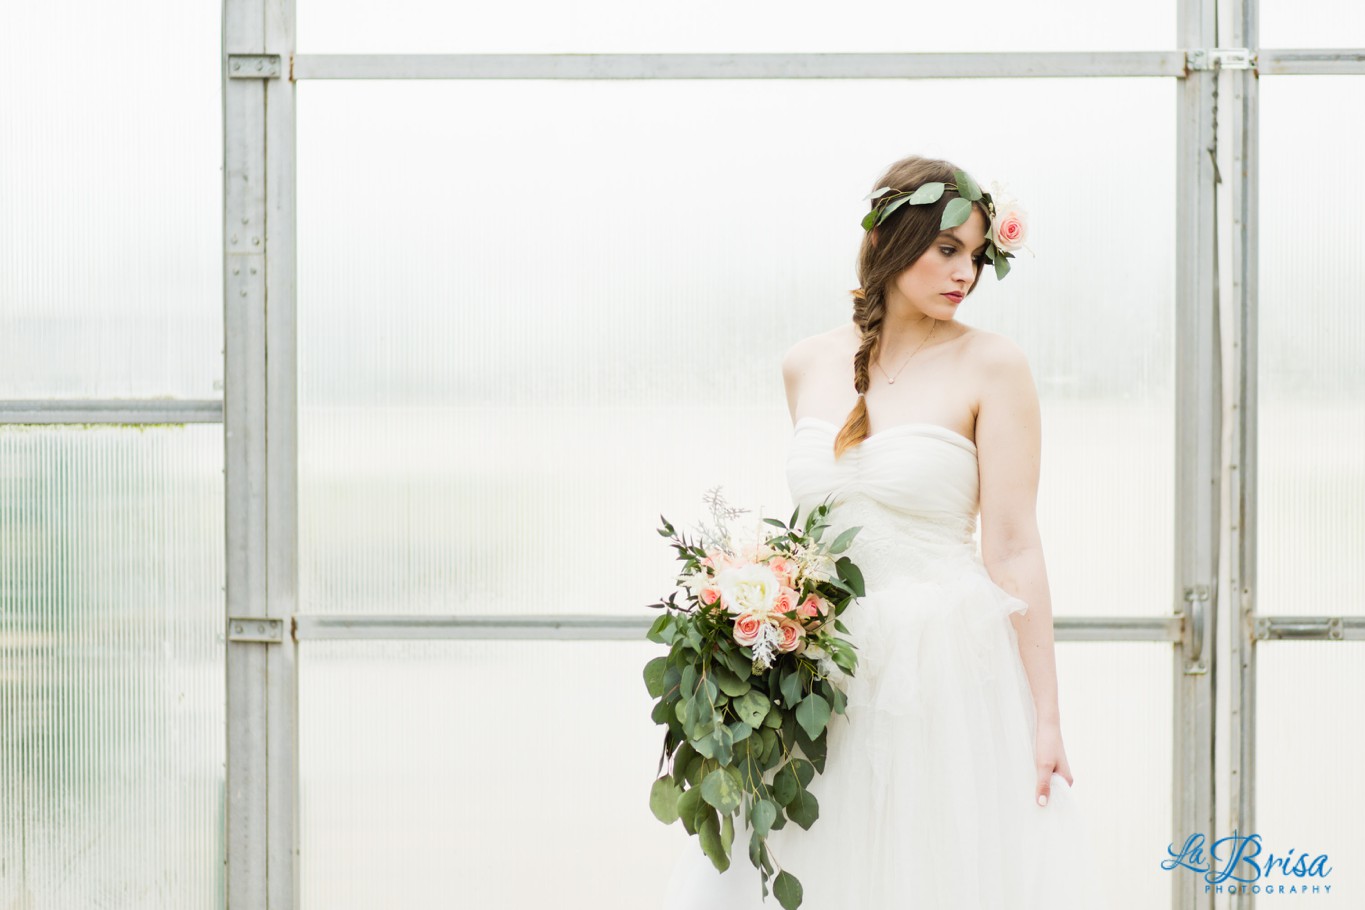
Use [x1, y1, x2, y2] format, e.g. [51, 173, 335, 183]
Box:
[943, 293, 963, 302]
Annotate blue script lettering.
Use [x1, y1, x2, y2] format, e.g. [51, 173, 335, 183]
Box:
[1163, 830, 1332, 884]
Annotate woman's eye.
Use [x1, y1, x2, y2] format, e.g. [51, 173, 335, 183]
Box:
[940, 246, 956, 256]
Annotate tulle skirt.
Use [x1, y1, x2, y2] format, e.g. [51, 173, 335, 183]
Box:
[661, 565, 1104, 909]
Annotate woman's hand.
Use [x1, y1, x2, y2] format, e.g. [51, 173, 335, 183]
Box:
[1034, 719, 1073, 807]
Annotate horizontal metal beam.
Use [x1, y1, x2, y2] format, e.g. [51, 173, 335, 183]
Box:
[0, 399, 224, 424]
[292, 51, 1188, 81]
[1259, 48, 1365, 75]
[293, 612, 1185, 642]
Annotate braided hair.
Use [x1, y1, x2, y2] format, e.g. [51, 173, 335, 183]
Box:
[833, 156, 992, 461]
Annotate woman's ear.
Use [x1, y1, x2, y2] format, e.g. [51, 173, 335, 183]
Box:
[870, 227, 880, 248]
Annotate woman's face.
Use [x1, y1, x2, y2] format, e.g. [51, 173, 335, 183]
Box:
[890, 205, 990, 319]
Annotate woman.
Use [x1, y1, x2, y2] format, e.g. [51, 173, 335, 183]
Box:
[664, 155, 1102, 907]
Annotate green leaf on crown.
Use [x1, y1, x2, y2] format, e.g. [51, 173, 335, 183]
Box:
[953, 169, 982, 201]
[908, 182, 945, 204]
[940, 196, 973, 230]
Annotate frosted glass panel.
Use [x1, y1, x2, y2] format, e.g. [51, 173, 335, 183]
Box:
[1261, 0, 1365, 48]
[0, 2, 223, 400]
[298, 0, 1173, 53]
[1054, 643, 1172, 909]
[299, 640, 1170, 909]
[1255, 644, 1363, 897]
[299, 639, 672, 909]
[297, 78, 1175, 617]
[0, 425, 225, 909]
[1259, 77, 1365, 617]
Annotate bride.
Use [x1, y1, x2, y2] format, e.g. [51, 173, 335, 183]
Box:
[663, 155, 1102, 908]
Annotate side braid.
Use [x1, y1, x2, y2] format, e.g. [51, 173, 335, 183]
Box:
[834, 286, 886, 460]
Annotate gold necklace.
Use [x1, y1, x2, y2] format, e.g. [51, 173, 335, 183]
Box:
[876, 320, 937, 385]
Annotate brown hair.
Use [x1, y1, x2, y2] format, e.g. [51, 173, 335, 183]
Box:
[833, 155, 992, 460]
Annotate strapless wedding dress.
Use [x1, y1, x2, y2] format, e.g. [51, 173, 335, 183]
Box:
[662, 416, 1103, 909]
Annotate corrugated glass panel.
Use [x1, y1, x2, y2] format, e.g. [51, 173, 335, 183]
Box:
[1254, 643, 1363, 897]
[299, 639, 1170, 909]
[297, 78, 1174, 616]
[1258, 77, 1365, 617]
[1261, 0, 1365, 48]
[0, 425, 225, 909]
[0, 2, 223, 400]
[298, 0, 1173, 53]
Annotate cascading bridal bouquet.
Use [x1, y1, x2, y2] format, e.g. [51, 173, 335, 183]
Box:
[644, 488, 866, 909]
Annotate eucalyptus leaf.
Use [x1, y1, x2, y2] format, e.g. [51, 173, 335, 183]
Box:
[827, 525, 861, 555]
[779, 669, 804, 708]
[646, 613, 672, 644]
[908, 181, 945, 204]
[877, 195, 910, 224]
[727, 719, 755, 744]
[773, 765, 798, 806]
[698, 810, 730, 872]
[643, 655, 669, 698]
[786, 757, 816, 789]
[734, 689, 771, 728]
[650, 775, 684, 824]
[862, 185, 896, 201]
[994, 252, 1011, 280]
[678, 786, 703, 835]
[940, 196, 972, 230]
[774, 870, 804, 910]
[786, 788, 821, 830]
[953, 168, 982, 201]
[711, 664, 751, 698]
[752, 798, 778, 836]
[701, 767, 742, 814]
[836, 556, 865, 597]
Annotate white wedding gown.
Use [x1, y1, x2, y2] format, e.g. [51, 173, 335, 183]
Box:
[662, 416, 1103, 909]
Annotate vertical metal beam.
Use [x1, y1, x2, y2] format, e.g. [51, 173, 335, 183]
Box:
[223, 0, 269, 906]
[224, 0, 298, 906]
[1228, 0, 1259, 907]
[264, 1, 300, 908]
[1174, 0, 1222, 907]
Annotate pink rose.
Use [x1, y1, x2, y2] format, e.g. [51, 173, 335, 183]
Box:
[774, 617, 805, 653]
[768, 557, 796, 586]
[732, 612, 768, 647]
[699, 586, 722, 607]
[991, 204, 1029, 253]
[771, 585, 799, 617]
[797, 594, 825, 620]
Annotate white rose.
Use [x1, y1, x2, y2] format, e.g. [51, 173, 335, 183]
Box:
[713, 563, 782, 617]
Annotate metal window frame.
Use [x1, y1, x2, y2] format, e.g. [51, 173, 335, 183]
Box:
[83, 0, 1352, 905]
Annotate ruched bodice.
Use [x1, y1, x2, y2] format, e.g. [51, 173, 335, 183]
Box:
[786, 416, 982, 588]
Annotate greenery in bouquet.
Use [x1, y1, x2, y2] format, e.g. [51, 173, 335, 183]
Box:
[644, 488, 866, 909]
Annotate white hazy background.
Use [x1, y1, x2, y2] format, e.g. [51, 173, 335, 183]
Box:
[0, 0, 1362, 908]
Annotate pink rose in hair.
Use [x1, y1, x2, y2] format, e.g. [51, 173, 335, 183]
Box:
[990, 203, 1029, 254]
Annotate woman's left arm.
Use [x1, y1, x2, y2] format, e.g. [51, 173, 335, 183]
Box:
[972, 333, 1074, 805]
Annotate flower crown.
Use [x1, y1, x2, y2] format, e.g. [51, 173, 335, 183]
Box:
[860, 169, 1030, 280]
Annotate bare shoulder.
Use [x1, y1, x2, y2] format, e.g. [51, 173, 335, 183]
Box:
[782, 323, 855, 418]
[782, 323, 854, 379]
[961, 327, 1032, 379]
